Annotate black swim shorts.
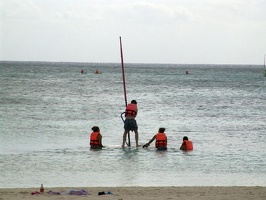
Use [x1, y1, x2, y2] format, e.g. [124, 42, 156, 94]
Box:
[124, 118, 138, 131]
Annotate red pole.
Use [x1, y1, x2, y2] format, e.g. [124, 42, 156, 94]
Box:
[120, 36, 130, 146]
[120, 36, 128, 107]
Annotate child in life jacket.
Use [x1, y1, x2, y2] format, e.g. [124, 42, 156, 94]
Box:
[180, 136, 193, 150]
[122, 100, 139, 148]
[90, 126, 103, 149]
[143, 128, 167, 150]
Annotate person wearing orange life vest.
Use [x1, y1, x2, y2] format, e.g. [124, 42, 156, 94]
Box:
[180, 136, 193, 150]
[122, 100, 140, 148]
[143, 128, 167, 150]
[90, 126, 103, 149]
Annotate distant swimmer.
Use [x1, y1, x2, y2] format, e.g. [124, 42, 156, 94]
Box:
[81, 69, 87, 74]
[90, 126, 103, 149]
[143, 127, 167, 150]
[122, 100, 140, 148]
[180, 136, 193, 151]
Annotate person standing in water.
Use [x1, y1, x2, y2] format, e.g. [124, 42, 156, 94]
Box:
[122, 100, 140, 148]
[90, 126, 103, 149]
[143, 128, 167, 150]
[180, 136, 193, 150]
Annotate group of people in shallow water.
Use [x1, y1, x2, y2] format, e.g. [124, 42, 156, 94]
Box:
[90, 99, 193, 151]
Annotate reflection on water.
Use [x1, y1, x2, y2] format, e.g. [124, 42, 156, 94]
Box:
[1, 142, 266, 187]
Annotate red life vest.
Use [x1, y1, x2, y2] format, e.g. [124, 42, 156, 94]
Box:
[155, 133, 167, 148]
[183, 140, 193, 150]
[125, 103, 137, 117]
[90, 132, 100, 147]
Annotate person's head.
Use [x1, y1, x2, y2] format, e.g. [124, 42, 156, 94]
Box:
[183, 136, 188, 141]
[131, 100, 137, 104]
[92, 126, 100, 132]
[158, 127, 166, 133]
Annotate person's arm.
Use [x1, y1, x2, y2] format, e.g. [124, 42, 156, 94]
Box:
[135, 108, 138, 118]
[180, 141, 186, 150]
[143, 135, 156, 148]
[98, 133, 103, 147]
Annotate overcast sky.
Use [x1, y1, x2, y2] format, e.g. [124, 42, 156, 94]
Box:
[1, 0, 266, 64]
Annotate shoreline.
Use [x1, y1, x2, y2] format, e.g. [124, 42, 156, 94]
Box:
[0, 186, 265, 200]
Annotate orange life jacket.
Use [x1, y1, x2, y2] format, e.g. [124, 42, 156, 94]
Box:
[183, 140, 193, 150]
[155, 133, 167, 148]
[90, 132, 100, 147]
[125, 103, 137, 117]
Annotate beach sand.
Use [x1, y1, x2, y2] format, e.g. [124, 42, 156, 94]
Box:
[0, 186, 265, 200]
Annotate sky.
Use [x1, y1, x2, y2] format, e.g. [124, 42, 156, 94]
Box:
[1, 0, 266, 64]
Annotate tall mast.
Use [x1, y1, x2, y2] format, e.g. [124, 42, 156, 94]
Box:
[120, 36, 127, 107]
[120, 36, 130, 146]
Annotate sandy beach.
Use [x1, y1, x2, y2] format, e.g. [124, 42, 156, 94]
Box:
[0, 186, 265, 200]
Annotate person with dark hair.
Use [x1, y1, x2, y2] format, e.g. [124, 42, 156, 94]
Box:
[122, 100, 140, 148]
[180, 136, 193, 150]
[143, 128, 167, 150]
[90, 126, 103, 149]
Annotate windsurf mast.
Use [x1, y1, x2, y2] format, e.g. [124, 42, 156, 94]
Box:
[120, 36, 130, 146]
[120, 36, 127, 107]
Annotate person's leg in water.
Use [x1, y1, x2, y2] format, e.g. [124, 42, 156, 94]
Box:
[134, 130, 141, 147]
[122, 130, 129, 148]
[122, 119, 129, 148]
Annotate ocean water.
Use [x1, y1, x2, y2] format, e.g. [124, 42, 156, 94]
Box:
[0, 61, 265, 188]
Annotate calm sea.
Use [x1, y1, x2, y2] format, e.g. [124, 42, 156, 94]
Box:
[0, 61, 265, 188]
